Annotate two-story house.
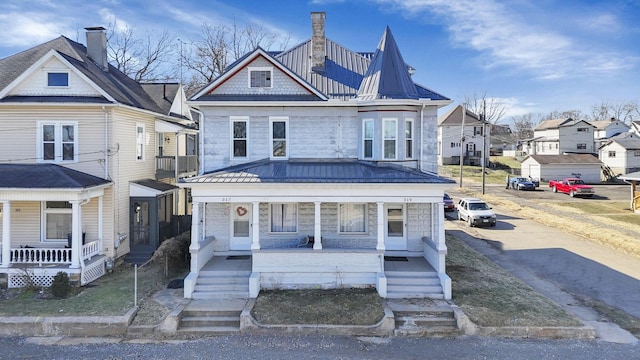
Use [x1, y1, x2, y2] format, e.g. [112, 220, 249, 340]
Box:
[598, 132, 640, 176]
[180, 12, 455, 300]
[591, 118, 630, 149]
[0, 27, 197, 288]
[437, 105, 490, 166]
[523, 118, 596, 155]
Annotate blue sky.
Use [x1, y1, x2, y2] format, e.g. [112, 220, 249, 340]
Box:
[1, 0, 639, 124]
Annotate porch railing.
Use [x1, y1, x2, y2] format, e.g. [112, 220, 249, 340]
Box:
[155, 155, 198, 179]
[9, 240, 101, 266]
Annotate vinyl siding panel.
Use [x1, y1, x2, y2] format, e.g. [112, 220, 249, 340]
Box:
[215, 57, 310, 96]
[10, 57, 102, 97]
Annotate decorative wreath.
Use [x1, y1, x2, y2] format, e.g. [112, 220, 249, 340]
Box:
[236, 206, 248, 216]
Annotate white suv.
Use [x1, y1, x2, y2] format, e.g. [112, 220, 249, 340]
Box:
[456, 197, 497, 227]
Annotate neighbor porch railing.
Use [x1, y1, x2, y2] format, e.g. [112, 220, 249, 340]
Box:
[155, 155, 198, 179]
[9, 240, 101, 266]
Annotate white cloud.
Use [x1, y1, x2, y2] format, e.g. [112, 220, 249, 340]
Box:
[0, 12, 73, 47]
[98, 8, 129, 32]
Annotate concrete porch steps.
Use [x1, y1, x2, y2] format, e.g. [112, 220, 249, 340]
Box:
[385, 270, 444, 299]
[387, 300, 460, 337]
[177, 299, 248, 335]
[191, 271, 251, 299]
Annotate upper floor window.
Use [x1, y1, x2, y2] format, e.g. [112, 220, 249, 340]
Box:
[270, 117, 288, 159]
[608, 151, 616, 157]
[577, 143, 587, 150]
[136, 123, 145, 161]
[635, 150, 640, 157]
[47, 72, 68, 87]
[383, 118, 397, 160]
[338, 203, 366, 234]
[363, 119, 374, 159]
[249, 67, 272, 88]
[405, 119, 414, 159]
[38, 121, 77, 163]
[270, 203, 297, 233]
[231, 117, 248, 158]
[577, 127, 590, 132]
[474, 126, 483, 135]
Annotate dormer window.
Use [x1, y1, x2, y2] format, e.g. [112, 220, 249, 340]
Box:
[249, 67, 272, 88]
[47, 72, 68, 87]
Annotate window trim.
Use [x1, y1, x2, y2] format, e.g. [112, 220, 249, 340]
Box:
[269, 116, 289, 160]
[382, 118, 397, 160]
[405, 119, 414, 159]
[230, 116, 249, 159]
[338, 203, 367, 235]
[37, 121, 78, 163]
[577, 143, 587, 150]
[47, 71, 69, 87]
[248, 67, 273, 88]
[269, 203, 298, 234]
[41, 201, 72, 242]
[362, 118, 374, 159]
[608, 151, 616, 158]
[136, 123, 145, 161]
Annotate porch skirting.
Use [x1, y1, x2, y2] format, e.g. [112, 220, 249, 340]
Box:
[1, 255, 106, 288]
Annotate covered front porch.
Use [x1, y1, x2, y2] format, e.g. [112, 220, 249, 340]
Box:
[0, 164, 111, 288]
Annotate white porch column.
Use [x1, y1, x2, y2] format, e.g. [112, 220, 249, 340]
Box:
[313, 201, 322, 250]
[376, 202, 385, 251]
[1, 201, 11, 267]
[190, 201, 201, 250]
[251, 201, 260, 250]
[98, 195, 103, 254]
[70, 200, 81, 269]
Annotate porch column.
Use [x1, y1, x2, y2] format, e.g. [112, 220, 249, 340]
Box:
[313, 201, 322, 250]
[190, 201, 200, 250]
[376, 202, 385, 251]
[251, 201, 260, 250]
[70, 200, 81, 269]
[98, 195, 103, 254]
[1, 201, 10, 267]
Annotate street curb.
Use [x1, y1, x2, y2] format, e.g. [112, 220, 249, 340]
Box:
[239, 298, 395, 336]
[0, 307, 137, 337]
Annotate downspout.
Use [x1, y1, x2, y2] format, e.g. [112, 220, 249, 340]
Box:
[191, 107, 205, 175]
[420, 103, 425, 171]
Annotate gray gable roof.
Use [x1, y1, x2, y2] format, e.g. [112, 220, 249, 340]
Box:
[0, 164, 111, 189]
[438, 104, 483, 125]
[523, 154, 601, 165]
[604, 132, 640, 150]
[0, 36, 175, 115]
[182, 158, 455, 184]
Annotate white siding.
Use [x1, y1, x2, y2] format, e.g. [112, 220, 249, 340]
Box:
[10, 57, 102, 97]
[215, 57, 310, 95]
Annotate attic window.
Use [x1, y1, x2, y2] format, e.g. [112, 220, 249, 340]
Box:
[577, 127, 589, 132]
[47, 72, 69, 87]
[249, 67, 272, 88]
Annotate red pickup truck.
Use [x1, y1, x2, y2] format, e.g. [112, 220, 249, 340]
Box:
[549, 178, 595, 198]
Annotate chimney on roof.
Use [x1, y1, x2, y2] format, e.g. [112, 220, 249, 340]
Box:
[311, 12, 326, 73]
[85, 27, 108, 71]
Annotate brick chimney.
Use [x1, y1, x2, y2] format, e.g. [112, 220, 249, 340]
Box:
[85, 27, 108, 71]
[311, 12, 326, 73]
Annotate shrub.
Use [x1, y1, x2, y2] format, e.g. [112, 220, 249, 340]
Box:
[50, 272, 72, 298]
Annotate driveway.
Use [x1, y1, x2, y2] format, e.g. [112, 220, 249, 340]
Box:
[445, 184, 640, 343]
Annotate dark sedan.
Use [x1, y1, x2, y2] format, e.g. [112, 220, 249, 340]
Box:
[443, 193, 455, 211]
[510, 177, 536, 191]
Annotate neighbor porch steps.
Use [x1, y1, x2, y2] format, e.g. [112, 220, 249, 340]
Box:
[387, 300, 460, 337]
[191, 269, 251, 299]
[385, 270, 444, 299]
[177, 307, 242, 335]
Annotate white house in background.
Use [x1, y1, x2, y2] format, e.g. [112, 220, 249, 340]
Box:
[598, 132, 640, 176]
[180, 12, 455, 300]
[591, 118, 630, 149]
[437, 105, 490, 166]
[520, 154, 602, 183]
[631, 121, 640, 136]
[0, 27, 197, 288]
[523, 118, 595, 155]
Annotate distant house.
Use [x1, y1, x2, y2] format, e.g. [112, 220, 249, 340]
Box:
[523, 118, 595, 155]
[489, 124, 514, 155]
[591, 118, 630, 149]
[0, 27, 197, 288]
[520, 154, 602, 183]
[437, 105, 490, 166]
[598, 132, 640, 176]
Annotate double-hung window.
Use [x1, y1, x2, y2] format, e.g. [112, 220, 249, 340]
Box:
[270, 117, 288, 159]
[577, 143, 587, 150]
[231, 117, 248, 158]
[405, 119, 414, 159]
[136, 123, 145, 161]
[270, 204, 297, 233]
[249, 67, 272, 88]
[363, 119, 374, 159]
[42, 201, 72, 242]
[338, 203, 366, 234]
[38, 121, 77, 162]
[383, 118, 397, 159]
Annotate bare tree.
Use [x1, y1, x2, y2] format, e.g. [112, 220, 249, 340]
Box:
[542, 109, 586, 121]
[107, 24, 175, 82]
[590, 99, 639, 124]
[461, 92, 506, 124]
[511, 113, 541, 141]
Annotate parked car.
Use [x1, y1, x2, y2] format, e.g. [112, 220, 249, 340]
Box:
[510, 177, 537, 191]
[549, 178, 595, 198]
[443, 193, 455, 212]
[456, 197, 497, 227]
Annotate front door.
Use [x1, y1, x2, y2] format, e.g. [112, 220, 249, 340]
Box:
[384, 204, 407, 250]
[230, 203, 252, 250]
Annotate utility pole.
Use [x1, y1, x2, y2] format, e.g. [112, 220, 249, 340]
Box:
[459, 104, 466, 188]
[481, 99, 487, 194]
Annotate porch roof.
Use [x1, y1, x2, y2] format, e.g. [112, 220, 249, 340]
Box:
[182, 158, 455, 184]
[0, 164, 111, 189]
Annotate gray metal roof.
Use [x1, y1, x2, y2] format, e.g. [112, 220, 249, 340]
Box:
[181, 158, 455, 184]
[0, 164, 111, 189]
